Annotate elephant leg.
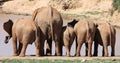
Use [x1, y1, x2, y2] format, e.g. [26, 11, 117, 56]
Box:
[75, 38, 78, 56]
[76, 41, 83, 57]
[35, 36, 41, 57]
[54, 41, 62, 56]
[12, 33, 18, 56]
[46, 38, 52, 56]
[40, 39, 45, 56]
[85, 43, 88, 56]
[102, 47, 104, 56]
[54, 35, 62, 56]
[18, 42, 23, 55]
[88, 41, 93, 57]
[103, 42, 108, 57]
[65, 45, 70, 57]
[19, 43, 28, 57]
[93, 42, 98, 56]
[111, 44, 115, 56]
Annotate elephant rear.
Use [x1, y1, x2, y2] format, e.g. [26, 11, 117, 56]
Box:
[93, 22, 116, 56]
[32, 6, 63, 56]
[74, 20, 96, 57]
[12, 18, 36, 44]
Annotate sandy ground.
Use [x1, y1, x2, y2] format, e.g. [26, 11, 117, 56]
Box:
[0, 56, 120, 60]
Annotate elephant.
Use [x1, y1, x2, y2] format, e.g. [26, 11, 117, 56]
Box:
[71, 20, 96, 57]
[32, 6, 63, 56]
[93, 22, 116, 57]
[61, 19, 78, 57]
[3, 18, 40, 57]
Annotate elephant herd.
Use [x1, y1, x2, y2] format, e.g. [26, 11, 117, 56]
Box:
[3, 6, 116, 57]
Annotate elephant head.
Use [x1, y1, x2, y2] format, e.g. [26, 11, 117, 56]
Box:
[3, 19, 13, 44]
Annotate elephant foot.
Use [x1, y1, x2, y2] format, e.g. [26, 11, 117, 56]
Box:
[88, 54, 92, 57]
[66, 54, 70, 57]
[19, 54, 25, 57]
[111, 54, 115, 56]
[36, 54, 40, 57]
[104, 55, 108, 57]
[55, 53, 61, 56]
[93, 54, 97, 56]
[46, 53, 52, 56]
[13, 54, 18, 56]
[76, 54, 80, 57]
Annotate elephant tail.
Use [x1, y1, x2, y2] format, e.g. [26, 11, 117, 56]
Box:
[34, 19, 40, 48]
[3, 19, 13, 37]
[49, 6, 54, 40]
[32, 8, 40, 21]
[86, 21, 91, 42]
[109, 23, 116, 46]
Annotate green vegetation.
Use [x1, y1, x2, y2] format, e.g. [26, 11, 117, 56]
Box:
[84, 11, 103, 15]
[0, 59, 120, 63]
[63, 13, 90, 19]
[112, 0, 120, 12]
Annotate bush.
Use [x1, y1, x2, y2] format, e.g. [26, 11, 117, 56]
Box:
[112, 0, 120, 12]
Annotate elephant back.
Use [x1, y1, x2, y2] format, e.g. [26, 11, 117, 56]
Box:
[32, 6, 63, 40]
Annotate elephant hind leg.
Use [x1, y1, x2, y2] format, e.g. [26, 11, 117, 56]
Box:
[76, 41, 83, 57]
[46, 38, 52, 56]
[65, 45, 71, 57]
[103, 42, 108, 57]
[111, 44, 115, 56]
[12, 33, 18, 56]
[19, 42, 28, 57]
[18, 42, 23, 55]
[54, 41, 62, 56]
[87, 41, 93, 57]
[93, 42, 98, 56]
[85, 43, 88, 56]
[40, 37, 45, 56]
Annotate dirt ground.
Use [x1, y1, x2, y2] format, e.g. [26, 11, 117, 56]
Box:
[0, 56, 120, 60]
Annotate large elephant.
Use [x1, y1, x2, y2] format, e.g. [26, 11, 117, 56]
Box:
[32, 6, 63, 56]
[3, 18, 40, 57]
[61, 19, 78, 57]
[93, 22, 116, 57]
[72, 20, 96, 57]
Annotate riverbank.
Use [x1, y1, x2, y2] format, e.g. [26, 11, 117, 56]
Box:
[1, 0, 120, 29]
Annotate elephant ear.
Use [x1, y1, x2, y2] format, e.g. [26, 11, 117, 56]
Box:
[67, 19, 78, 27]
[3, 19, 13, 36]
[95, 23, 98, 28]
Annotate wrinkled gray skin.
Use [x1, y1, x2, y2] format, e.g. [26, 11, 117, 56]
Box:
[3, 18, 40, 57]
[61, 20, 78, 57]
[93, 23, 116, 57]
[73, 20, 96, 57]
[32, 6, 63, 56]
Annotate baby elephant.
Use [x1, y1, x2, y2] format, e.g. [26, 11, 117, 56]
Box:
[3, 18, 40, 57]
[61, 20, 78, 57]
[93, 22, 116, 57]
